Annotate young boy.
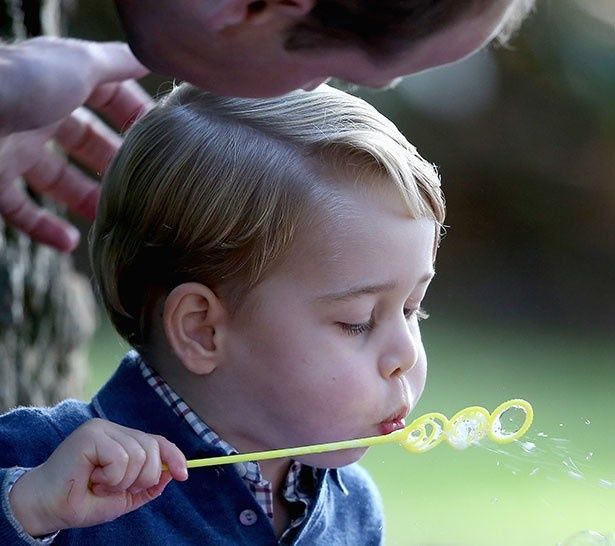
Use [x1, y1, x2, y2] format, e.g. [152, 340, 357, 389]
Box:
[0, 84, 445, 544]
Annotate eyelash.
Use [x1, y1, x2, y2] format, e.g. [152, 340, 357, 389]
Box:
[338, 307, 429, 336]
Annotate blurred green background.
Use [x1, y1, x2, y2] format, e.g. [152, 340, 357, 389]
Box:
[70, 0, 615, 544]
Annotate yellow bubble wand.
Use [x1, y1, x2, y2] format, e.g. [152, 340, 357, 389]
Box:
[181, 399, 533, 470]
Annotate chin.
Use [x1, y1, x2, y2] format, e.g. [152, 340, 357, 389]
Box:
[296, 447, 368, 469]
[185, 77, 298, 99]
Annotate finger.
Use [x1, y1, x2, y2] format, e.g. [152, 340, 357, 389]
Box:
[87, 80, 152, 133]
[0, 122, 61, 183]
[87, 435, 131, 488]
[146, 471, 173, 498]
[94, 431, 148, 492]
[88, 472, 172, 521]
[23, 150, 100, 221]
[92, 472, 173, 514]
[127, 436, 163, 492]
[0, 182, 80, 252]
[155, 436, 188, 482]
[121, 472, 173, 514]
[88, 42, 149, 85]
[54, 108, 121, 175]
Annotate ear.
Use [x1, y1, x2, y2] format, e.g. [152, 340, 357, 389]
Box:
[207, 0, 315, 30]
[163, 283, 228, 375]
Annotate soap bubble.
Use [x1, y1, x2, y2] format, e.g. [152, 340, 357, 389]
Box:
[446, 407, 489, 449]
[561, 530, 611, 546]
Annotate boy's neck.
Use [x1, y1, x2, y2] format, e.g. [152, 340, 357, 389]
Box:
[146, 351, 296, 498]
[263, 459, 294, 537]
[254, 458, 297, 538]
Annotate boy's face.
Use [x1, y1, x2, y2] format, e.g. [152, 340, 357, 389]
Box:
[220, 184, 436, 467]
[117, 0, 517, 97]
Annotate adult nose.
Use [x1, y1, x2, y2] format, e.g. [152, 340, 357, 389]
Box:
[377, 315, 419, 379]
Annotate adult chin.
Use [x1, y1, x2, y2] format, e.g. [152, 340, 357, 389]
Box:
[114, 0, 167, 74]
[113, 0, 202, 84]
[113, 0, 302, 97]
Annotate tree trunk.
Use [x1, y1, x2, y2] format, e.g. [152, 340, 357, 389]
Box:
[0, 0, 95, 412]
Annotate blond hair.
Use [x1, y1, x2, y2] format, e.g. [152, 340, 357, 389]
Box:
[90, 84, 445, 348]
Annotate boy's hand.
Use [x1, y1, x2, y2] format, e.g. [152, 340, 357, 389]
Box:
[8, 419, 188, 537]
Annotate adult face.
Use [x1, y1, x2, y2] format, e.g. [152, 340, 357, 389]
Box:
[115, 0, 518, 97]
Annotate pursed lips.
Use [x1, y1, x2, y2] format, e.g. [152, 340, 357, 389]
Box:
[378, 405, 410, 436]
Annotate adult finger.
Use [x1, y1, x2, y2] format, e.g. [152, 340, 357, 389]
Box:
[23, 150, 100, 221]
[0, 123, 60, 184]
[54, 108, 121, 176]
[87, 80, 152, 133]
[0, 182, 80, 252]
[87, 41, 149, 86]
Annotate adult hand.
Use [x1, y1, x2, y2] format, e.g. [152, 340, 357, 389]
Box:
[0, 37, 151, 252]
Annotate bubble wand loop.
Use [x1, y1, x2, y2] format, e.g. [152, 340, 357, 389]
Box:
[180, 399, 533, 470]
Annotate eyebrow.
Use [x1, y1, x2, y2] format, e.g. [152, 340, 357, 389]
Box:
[315, 271, 435, 303]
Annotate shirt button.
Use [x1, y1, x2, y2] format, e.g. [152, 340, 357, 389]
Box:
[239, 509, 258, 526]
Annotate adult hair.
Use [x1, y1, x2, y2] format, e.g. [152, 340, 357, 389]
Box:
[286, 0, 536, 55]
[90, 84, 445, 349]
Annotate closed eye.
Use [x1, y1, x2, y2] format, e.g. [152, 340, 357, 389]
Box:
[337, 312, 375, 336]
[404, 306, 429, 321]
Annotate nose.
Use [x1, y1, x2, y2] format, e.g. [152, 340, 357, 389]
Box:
[377, 316, 419, 379]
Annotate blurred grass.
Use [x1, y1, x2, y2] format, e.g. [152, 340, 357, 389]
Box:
[87, 316, 615, 546]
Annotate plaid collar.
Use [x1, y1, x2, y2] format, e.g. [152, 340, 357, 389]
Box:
[138, 358, 317, 535]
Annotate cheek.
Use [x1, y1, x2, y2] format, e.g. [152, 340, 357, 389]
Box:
[233, 316, 323, 388]
[266, 333, 367, 411]
[231, 306, 374, 411]
[252, 312, 334, 368]
[292, 371, 373, 444]
[407, 345, 428, 403]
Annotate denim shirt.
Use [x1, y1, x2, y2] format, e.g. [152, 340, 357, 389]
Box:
[0, 353, 385, 545]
